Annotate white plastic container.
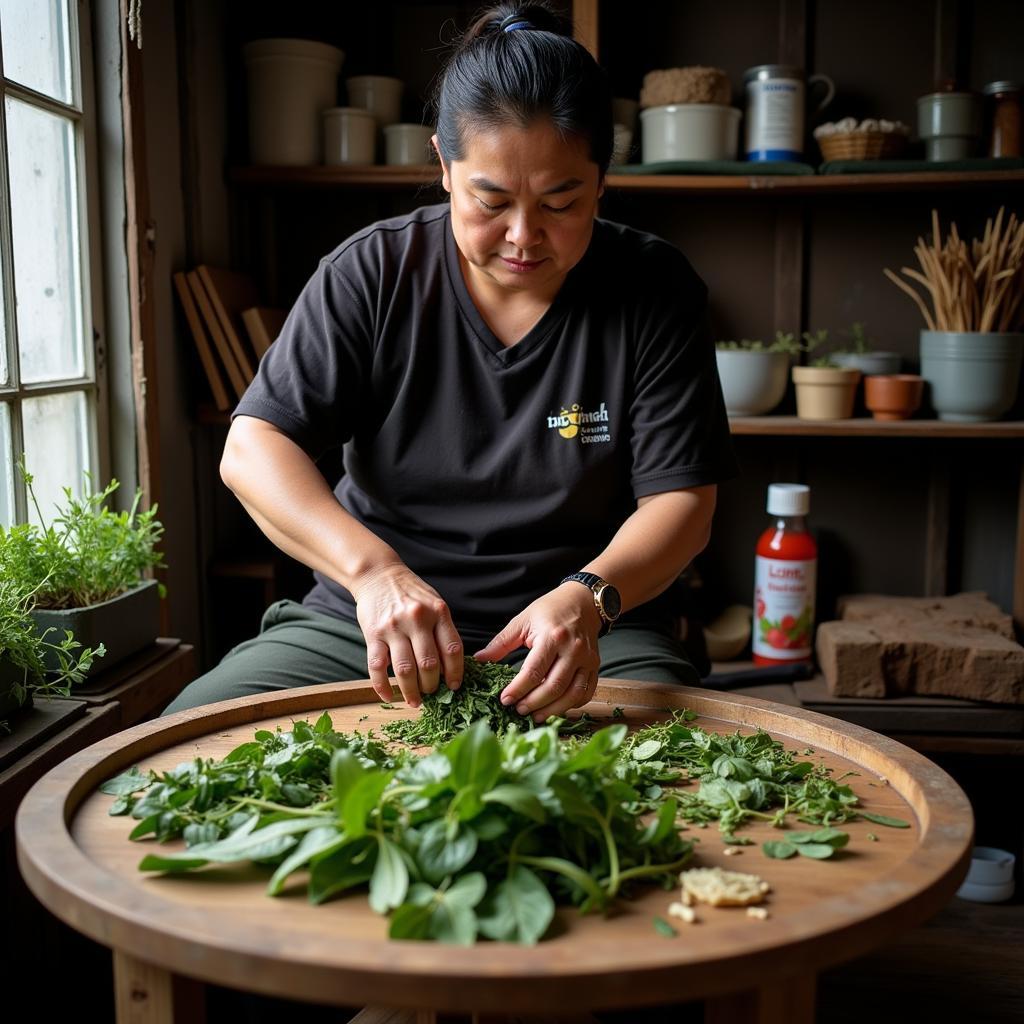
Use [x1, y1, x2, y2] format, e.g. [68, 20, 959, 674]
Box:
[324, 107, 375, 165]
[346, 75, 404, 128]
[384, 124, 434, 166]
[244, 38, 345, 165]
[640, 104, 741, 162]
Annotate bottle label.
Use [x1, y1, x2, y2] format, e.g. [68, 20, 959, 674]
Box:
[753, 555, 817, 660]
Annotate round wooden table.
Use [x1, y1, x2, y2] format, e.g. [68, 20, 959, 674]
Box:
[16, 679, 972, 1024]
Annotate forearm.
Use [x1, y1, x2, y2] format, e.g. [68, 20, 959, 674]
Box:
[220, 416, 402, 595]
[582, 485, 717, 613]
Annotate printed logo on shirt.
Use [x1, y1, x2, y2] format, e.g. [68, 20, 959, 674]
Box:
[546, 401, 611, 444]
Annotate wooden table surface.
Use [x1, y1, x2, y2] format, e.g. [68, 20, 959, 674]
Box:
[15, 679, 974, 1024]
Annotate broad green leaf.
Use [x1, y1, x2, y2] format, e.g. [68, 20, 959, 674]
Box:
[639, 798, 678, 847]
[446, 721, 502, 791]
[99, 767, 150, 796]
[860, 811, 911, 829]
[339, 771, 391, 838]
[482, 784, 546, 823]
[444, 871, 487, 909]
[477, 865, 554, 945]
[796, 842, 837, 859]
[267, 825, 344, 896]
[389, 901, 434, 940]
[308, 837, 376, 904]
[314, 711, 334, 734]
[562, 725, 627, 773]
[369, 835, 409, 914]
[183, 822, 220, 847]
[517, 855, 606, 909]
[129, 813, 161, 840]
[417, 820, 478, 884]
[429, 901, 477, 945]
[762, 840, 798, 859]
[632, 739, 663, 761]
[224, 741, 263, 764]
[330, 749, 365, 805]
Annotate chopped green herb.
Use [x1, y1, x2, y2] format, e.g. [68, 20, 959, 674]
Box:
[860, 811, 910, 829]
[379, 702, 395, 710]
[762, 840, 797, 859]
[653, 916, 678, 937]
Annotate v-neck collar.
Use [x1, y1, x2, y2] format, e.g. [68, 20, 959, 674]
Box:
[443, 210, 586, 367]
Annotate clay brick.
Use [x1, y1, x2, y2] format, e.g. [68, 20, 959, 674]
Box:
[818, 593, 1024, 704]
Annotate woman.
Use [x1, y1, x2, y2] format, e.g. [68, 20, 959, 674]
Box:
[164, 3, 736, 721]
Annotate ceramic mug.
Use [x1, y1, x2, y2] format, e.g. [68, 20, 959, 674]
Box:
[323, 107, 375, 165]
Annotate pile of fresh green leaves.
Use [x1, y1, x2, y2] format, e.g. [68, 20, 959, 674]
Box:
[381, 658, 527, 746]
[104, 715, 692, 944]
[0, 461, 165, 609]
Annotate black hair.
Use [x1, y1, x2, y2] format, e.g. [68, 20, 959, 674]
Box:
[433, 2, 613, 175]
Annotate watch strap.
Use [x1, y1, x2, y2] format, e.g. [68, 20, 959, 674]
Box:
[560, 571, 617, 635]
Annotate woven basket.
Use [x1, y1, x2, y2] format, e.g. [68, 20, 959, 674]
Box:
[817, 130, 908, 161]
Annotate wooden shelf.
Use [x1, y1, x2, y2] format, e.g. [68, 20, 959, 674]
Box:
[228, 164, 1024, 195]
[728, 416, 1024, 438]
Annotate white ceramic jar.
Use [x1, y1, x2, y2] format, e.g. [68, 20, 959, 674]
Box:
[383, 124, 435, 166]
[323, 107, 376, 165]
[346, 75, 404, 128]
[640, 104, 741, 162]
[243, 38, 345, 165]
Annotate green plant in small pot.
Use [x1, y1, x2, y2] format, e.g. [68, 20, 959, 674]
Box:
[0, 462, 166, 679]
[715, 330, 800, 416]
[791, 329, 862, 420]
[0, 574, 105, 726]
[885, 208, 1024, 421]
[829, 322, 902, 376]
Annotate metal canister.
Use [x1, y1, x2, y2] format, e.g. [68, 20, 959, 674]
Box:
[743, 64, 834, 161]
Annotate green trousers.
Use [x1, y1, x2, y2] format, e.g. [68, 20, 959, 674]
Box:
[163, 599, 700, 716]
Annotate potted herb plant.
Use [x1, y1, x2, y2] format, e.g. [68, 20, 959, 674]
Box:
[715, 330, 800, 416]
[0, 463, 166, 677]
[0, 574, 104, 724]
[791, 329, 862, 420]
[885, 207, 1024, 421]
[829, 322, 902, 376]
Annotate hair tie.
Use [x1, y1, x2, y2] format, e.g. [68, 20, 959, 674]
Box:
[499, 14, 534, 32]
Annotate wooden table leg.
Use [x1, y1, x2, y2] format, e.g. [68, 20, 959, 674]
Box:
[704, 972, 816, 1024]
[113, 951, 206, 1024]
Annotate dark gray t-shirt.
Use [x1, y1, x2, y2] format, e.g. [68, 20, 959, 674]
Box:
[233, 204, 736, 650]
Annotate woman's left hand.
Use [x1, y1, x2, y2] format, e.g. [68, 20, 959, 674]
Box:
[473, 584, 602, 722]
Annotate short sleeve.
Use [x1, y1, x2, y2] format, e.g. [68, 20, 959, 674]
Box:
[628, 247, 738, 497]
[232, 258, 374, 460]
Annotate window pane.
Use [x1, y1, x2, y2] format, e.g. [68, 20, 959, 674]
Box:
[7, 98, 82, 383]
[22, 390, 87, 527]
[0, 0, 72, 104]
[0, 402, 12, 525]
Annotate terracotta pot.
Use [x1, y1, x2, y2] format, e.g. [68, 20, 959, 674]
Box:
[792, 365, 861, 420]
[864, 374, 925, 420]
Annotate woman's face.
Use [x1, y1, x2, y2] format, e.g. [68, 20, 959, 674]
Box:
[436, 119, 604, 300]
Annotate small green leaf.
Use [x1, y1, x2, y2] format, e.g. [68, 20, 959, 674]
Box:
[796, 842, 837, 859]
[762, 840, 798, 859]
[477, 865, 554, 945]
[482, 784, 547, 823]
[653, 916, 678, 937]
[860, 811, 911, 829]
[99, 767, 150, 796]
[369, 835, 408, 914]
[633, 739, 663, 761]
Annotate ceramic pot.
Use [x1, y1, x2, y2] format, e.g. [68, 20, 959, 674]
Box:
[830, 351, 902, 376]
[919, 330, 1024, 421]
[243, 39, 345, 165]
[323, 107, 376, 165]
[383, 123, 434, 166]
[346, 75, 403, 128]
[792, 365, 861, 419]
[864, 374, 925, 420]
[716, 350, 790, 415]
[31, 579, 161, 678]
[640, 104, 742, 162]
[917, 92, 982, 160]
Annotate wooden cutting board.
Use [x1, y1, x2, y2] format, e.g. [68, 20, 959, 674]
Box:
[15, 679, 972, 1022]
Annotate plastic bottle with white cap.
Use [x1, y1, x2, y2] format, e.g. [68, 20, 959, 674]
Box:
[753, 483, 817, 665]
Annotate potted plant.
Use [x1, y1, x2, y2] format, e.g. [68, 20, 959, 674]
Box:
[0, 574, 104, 725]
[791, 329, 861, 420]
[0, 462, 166, 677]
[829, 322, 902, 376]
[715, 330, 800, 416]
[885, 207, 1024, 421]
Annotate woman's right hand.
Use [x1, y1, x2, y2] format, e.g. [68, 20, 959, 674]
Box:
[351, 563, 464, 707]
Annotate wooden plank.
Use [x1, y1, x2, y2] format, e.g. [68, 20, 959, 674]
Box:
[924, 453, 951, 596]
[572, 0, 598, 58]
[240, 306, 286, 358]
[773, 208, 805, 339]
[196, 266, 260, 381]
[728, 416, 1024, 438]
[71, 639, 181, 698]
[706, 973, 816, 1024]
[172, 272, 230, 411]
[15, 679, 973, 1015]
[186, 271, 248, 400]
[0, 699, 87, 772]
[0, 704, 119, 829]
[114, 952, 205, 1024]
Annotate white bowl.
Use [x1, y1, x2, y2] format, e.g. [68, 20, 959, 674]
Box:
[640, 103, 741, 162]
[955, 846, 1016, 903]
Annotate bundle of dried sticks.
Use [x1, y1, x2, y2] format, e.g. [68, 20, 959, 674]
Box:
[884, 207, 1024, 333]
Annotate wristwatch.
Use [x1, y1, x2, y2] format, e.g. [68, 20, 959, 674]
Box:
[560, 572, 622, 637]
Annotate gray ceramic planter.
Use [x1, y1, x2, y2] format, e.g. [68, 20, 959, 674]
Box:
[920, 330, 1024, 421]
[831, 351, 902, 376]
[30, 578, 161, 677]
[715, 349, 790, 416]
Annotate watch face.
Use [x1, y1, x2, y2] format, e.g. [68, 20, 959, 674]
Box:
[599, 584, 622, 621]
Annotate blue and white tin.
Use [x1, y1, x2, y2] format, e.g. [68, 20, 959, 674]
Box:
[744, 65, 834, 161]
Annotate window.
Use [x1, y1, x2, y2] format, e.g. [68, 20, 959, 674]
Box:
[0, 0, 103, 527]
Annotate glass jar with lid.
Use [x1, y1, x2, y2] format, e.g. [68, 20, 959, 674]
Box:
[982, 81, 1022, 158]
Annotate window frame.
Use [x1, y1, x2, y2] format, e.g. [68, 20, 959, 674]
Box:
[0, 0, 109, 526]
